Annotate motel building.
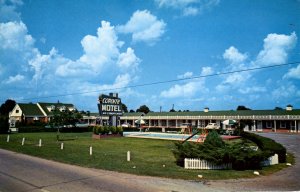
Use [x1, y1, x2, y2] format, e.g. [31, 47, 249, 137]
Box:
[83, 105, 300, 133]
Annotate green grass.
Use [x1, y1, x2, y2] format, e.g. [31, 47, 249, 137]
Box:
[0, 132, 294, 180]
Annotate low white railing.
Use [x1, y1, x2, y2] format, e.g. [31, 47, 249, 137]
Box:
[185, 154, 279, 170]
[184, 158, 232, 170]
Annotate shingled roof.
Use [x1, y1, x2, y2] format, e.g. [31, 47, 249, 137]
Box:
[37, 102, 75, 116]
[18, 103, 44, 117]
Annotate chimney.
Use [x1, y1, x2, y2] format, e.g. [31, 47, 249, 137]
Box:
[204, 107, 209, 112]
[286, 104, 293, 111]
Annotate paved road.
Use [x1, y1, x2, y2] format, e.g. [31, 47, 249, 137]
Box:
[0, 149, 208, 192]
[0, 133, 299, 192]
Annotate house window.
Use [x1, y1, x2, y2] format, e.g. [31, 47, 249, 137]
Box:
[280, 121, 286, 128]
[16, 110, 19, 113]
[266, 121, 273, 128]
[60, 106, 66, 112]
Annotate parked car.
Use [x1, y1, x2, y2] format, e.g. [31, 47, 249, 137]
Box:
[205, 123, 220, 129]
[121, 123, 131, 128]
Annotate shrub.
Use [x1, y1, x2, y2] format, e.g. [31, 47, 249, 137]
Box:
[116, 126, 123, 134]
[110, 126, 117, 134]
[204, 130, 225, 148]
[241, 132, 286, 163]
[173, 131, 281, 170]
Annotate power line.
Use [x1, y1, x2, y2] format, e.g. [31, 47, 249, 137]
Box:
[17, 61, 300, 101]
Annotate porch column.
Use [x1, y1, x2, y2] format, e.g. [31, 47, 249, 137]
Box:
[176, 119, 178, 128]
[253, 120, 256, 131]
[274, 120, 276, 132]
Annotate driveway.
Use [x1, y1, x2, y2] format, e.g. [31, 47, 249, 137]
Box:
[0, 132, 299, 192]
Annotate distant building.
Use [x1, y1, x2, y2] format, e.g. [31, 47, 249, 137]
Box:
[9, 102, 76, 129]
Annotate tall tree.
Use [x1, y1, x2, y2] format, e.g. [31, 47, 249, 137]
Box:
[136, 105, 150, 114]
[236, 105, 251, 110]
[0, 99, 16, 116]
[121, 103, 128, 113]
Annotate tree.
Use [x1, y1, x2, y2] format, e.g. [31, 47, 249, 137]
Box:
[136, 105, 150, 114]
[121, 103, 128, 113]
[0, 99, 16, 116]
[169, 109, 176, 112]
[236, 105, 251, 110]
[129, 109, 135, 113]
[274, 107, 283, 110]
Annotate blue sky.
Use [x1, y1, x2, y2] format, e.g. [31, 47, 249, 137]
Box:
[1, 0, 300, 112]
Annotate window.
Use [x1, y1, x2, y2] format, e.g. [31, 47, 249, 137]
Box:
[266, 121, 273, 128]
[16, 110, 19, 113]
[280, 121, 286, 128]
[60, 106, 66, 111]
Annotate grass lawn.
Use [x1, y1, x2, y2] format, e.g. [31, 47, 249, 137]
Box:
[0, 132, 294, 180]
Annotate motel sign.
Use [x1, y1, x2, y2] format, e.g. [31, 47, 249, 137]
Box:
[98, 93, 123, 116]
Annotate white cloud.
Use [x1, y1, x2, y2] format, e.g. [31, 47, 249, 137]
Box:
[183, 7, 199, 16]
[156, 0, 198, 8]
[223, 46, 247, 64]
[284, 64, 300, 79]
[4, 74, 24, 84]
[272, 83, 300, 99]
[238, 86, 266, 94]
[177, 71, 193, 79]
[155, 0, 219, 17]
[256, 32, 297, 66]
[79, 21, 123, 71]
[160, 81, 200, 98]
[201, 66, 213, 76]
[117, 47, 140, 70]
[0, 0, 23, 22]
[117, 10, 166, 45]
[0, 21, 34, 51]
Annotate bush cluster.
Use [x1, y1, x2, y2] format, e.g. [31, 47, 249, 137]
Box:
[241, 132, 286, 163]
[93, 126, 123, 135]
[173, 130, 282, 170]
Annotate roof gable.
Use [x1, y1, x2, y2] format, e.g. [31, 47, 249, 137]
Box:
[37, 102, 75, 115]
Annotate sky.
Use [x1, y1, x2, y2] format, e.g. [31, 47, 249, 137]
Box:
[0, 0, 300, 112]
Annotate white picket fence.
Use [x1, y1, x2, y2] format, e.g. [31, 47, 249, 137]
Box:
[184, 158, 232, 170]
[185, 154, 278, 170]
[261, 154, 278, 166]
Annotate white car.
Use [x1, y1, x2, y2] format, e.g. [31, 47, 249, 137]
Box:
[205, 123, 220, 129]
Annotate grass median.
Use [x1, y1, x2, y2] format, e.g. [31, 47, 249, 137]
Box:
[0, 132, 294, 180]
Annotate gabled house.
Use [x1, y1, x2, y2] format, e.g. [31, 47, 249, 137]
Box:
[9, 102, 76, 128]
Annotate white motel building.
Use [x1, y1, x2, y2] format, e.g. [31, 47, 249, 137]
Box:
[83, 105, 300, 133]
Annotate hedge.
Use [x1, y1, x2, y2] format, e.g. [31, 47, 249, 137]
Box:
[93, 126, 123, 135]
[241, 132, 286, 163]
[173, 130, 286, 170]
